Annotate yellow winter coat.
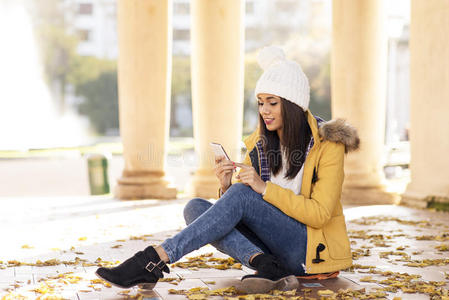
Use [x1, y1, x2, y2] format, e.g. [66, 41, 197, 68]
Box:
[223, 109, 360, 274]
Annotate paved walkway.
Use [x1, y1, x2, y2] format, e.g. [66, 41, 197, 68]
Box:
[0, 195, 448, 299]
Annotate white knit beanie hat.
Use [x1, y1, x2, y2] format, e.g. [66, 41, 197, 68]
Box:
[254, 46, 310, 111]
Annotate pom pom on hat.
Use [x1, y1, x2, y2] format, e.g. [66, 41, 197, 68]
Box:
[257, 46, 286, 70]
[254, 45, 310, 111]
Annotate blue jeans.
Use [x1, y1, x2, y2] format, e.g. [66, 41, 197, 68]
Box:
[160, 183, 308, 275]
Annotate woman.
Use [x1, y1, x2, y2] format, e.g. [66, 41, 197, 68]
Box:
[95, 46, 360, 293]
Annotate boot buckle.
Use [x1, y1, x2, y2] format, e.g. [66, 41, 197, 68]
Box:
[145, 260, 166, 273]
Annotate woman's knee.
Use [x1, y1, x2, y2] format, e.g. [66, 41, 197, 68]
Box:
[226, 183, 263, 203]
[183, 198, 212, 225]
[216, 183, 263, 211]
[226, 182, 252, 194]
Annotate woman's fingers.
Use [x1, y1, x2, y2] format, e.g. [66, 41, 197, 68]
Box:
[216, 160, 234, 168]
[236, 172, 255, 182]
[214, 159, 233, 172]
[217, 165, 235, 177]
[235, 167, 254, 177]
[236, 173, 248, 180]
[233, 162, 252, 169]
[217, 164, 234, 169]
[221, 165, 235, 172]
[218, 168, 233, 177]
[215, 155, 225, 164]
[214, 158, 237, 182]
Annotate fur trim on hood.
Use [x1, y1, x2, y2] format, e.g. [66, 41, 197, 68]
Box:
[318, 118, 360, 153]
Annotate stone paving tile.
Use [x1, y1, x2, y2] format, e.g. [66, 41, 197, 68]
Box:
[56, 290, 79, 300]
[8, 290, 38, 299]
[316, 275, 365, 289]
[155, 278, 207, 290]
[138, 289, 162, 299]
[3, 274, 33, 285]
[31, 265, 71, 275]
[77, 290, 122, 300]
[1, 197, 448, 299]
[174, 268, 248, 279]
[0, 269, 14, 277]
[297, 276, 371, 298]
[14, 266, 34, 275]
[200, 277, 242, 290]
[155, 288, 188, 300]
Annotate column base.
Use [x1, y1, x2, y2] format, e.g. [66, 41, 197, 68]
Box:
[400, 188, 429, 208]
[115, 171, 177, 200]
[341, 186, 399, 205]
[400, 195, 428, 208]
[185, 169, 220, 199]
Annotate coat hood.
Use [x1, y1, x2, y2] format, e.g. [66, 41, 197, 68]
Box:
[317, 118, 360, 153]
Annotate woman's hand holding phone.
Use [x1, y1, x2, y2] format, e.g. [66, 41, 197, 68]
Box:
[213, 155, 236, 192]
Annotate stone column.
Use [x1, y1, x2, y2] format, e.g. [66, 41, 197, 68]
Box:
[115, 0, 177, 200]
[187, 0, 245, 198]
[402, 0, 449, 208]
[331, 0, 395, 204]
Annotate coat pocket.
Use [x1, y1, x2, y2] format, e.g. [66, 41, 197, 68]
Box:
[322, 215, 352, 260]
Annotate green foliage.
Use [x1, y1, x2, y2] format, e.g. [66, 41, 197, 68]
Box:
[69, 55, 118, 133]
[76, 70, 119, 135]
[30, 0, 79, 113]
[426, 196, 449, 212]
[309, 89, 331, 120]
[29, 0, 332, 136]
[308, 54, 331, 120]
[169, 56, 264, 137]
[286, 35, 332, 120]
[171, 56, 191, 96]
[30, 0, 66, 26]
[170, 56, 192, 136]
[68, 56, 116, 88]
[243, 58, 263, 134]
[35, 24, 78, 84]
[244, 59, 263, 100]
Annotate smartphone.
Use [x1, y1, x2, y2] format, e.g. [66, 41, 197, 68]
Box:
[210, 142, 231, 160]
[210, 142, 237, 173]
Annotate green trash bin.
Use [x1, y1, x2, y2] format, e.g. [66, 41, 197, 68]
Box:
[87, 153, 110, 195]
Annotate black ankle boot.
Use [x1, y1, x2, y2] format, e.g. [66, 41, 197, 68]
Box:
[95, 245, 170, 289]
[240, 254, 298, 294]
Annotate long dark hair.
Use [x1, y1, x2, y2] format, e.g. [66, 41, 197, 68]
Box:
[258, 98, 312, 179]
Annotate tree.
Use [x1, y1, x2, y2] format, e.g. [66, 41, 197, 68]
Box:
[76, 70, 119, 135]
[170, 56, 192, 136]
[243, 57, 263, 134]
[285, 34, 332, 120]
[30, 0, 79, 114]
[36, 24, 79, 114]
[68, 55, 116, 90]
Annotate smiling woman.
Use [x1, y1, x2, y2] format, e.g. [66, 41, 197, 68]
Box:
[95, 46, 360, 294]
[258, 94, 282, 130]
[257, 93, 312, 181]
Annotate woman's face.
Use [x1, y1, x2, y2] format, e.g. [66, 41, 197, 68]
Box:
[257, 93, 283, 133]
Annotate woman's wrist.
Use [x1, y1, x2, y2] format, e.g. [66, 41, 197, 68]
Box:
[261, 183, 267, 196]
[220, 183, 232, 195]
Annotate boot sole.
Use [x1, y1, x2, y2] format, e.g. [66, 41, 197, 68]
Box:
[296, 271, 339, 280]
[137, 283, 157, 290]
[94, 270, 156, 290]
[239, 275, 299, 294]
